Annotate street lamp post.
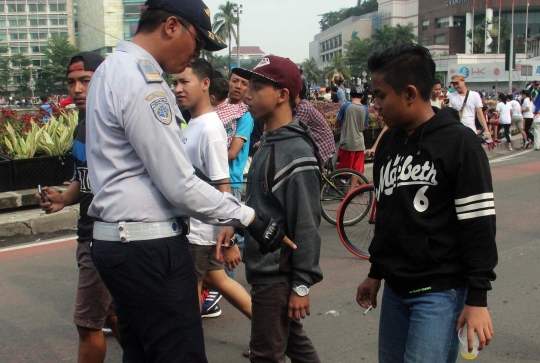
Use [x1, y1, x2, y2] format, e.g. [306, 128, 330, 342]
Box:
[234, 4, 243, 68]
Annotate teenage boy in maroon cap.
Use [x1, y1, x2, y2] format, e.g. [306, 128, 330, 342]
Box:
[232, 57, 323, 363]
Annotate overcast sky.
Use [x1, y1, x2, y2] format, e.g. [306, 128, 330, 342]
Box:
[202, 0, 359, 63]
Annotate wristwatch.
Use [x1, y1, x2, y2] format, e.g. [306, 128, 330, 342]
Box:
[224, 236, 237, 248]
[292, 285, 310, 297]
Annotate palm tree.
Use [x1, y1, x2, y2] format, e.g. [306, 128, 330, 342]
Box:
[323, 53, 350, 83]
[394, 23, 417, 45]
[372, 23, 396, 51]
[213, 1, 238, 73]
[302, 57, 322, 85]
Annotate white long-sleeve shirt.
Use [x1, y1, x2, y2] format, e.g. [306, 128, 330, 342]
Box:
[86, 41, 254, 227]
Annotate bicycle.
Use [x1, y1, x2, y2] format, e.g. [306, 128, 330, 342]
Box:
[320, 168, 370, 225]
[336, 183, 376, 259]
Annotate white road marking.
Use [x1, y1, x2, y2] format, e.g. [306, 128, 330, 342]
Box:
[490, 149, 534, 164]
[0, 235, 77, 253]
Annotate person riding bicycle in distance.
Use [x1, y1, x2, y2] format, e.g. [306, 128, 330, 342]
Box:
[356, 44, 498, 363]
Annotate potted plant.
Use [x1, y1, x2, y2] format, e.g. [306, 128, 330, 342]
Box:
[1, 108, 77, 190]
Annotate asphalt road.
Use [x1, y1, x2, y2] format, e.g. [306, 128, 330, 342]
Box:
[0, 150, 539, 363]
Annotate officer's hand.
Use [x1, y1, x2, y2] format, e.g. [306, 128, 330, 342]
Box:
[35, 186, 64, 214]
[215, 226, 235, 262]
[247, 212, 297, 254]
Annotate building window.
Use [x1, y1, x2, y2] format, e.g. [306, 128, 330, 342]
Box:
[10, 33, 19, 40]
[19, 32, 27, 40]
[0, 5, 4, 12]
[434, 34, 446, 44]
[8, 4, 25, 12]
[0, 20, 4, 26]
[421, 37, 429, 46]
[436, 17, 449, 29]
[50, 19, 66, 25]
[28, 4, 46, 12]
[0, 34, 6, 41]
[9, 18, 27, 26]
[11, 47, 20, 54]
[32, 46, 41, 53]
[422, 20, 429, 31]
[48, 3, 67, 12]
[30, 33, 39, 40]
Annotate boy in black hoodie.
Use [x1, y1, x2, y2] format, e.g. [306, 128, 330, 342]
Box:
[232, 56, 323, 363]
[356, 44, 497, 362]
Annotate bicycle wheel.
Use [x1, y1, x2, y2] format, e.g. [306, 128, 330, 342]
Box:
[337, 184, 376, 259]
[320, 168, 370, 226]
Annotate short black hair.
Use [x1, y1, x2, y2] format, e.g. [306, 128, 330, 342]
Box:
[40, 95, 48, 102]
[507, 93, 514, 101]
[136, 9, 185, 35]
[209, 78, 229, 102]
[331, 86, 338, 93]
[521, 89, 530, 98]
[498, 93, 507, 103]
[190, 58, 213, 83]
[368, 44, 435, 101]
[213, 70, 224, 79]
[433, 80, 442, 86]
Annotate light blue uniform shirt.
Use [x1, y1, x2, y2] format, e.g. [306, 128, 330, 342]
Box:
[86, 41, 254, 227]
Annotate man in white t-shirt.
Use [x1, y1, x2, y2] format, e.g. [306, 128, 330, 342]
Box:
[449, 74, 493, 143]
[173, 58, 252, 321]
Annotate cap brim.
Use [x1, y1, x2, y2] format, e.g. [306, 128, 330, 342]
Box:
[193, 25, 227, 51]
[231, 67, 281, 87]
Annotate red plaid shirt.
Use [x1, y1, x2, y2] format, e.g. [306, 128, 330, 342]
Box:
[214, 102, 249, 147]
[294, 100, 336, 163]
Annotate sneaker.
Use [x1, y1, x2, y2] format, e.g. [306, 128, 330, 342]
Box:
[508, 146, 513, 151]
[102, 324, 113, 335]
[521, 141, 530, 149]
[201, 303, 222, 318]
[201, 290, 222, 312]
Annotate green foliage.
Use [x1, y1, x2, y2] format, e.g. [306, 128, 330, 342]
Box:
[38, 35, 79, 94]
[319, 0, 378, 31]
[323, 53, 350, 82]
[371, 23, 417, 51]
[11, 54, 32, 97]
[239, 58, 261, 71]
[213, 1, 239, 74]
[467, 16, 510, 54]
[345, 37, 372, 78]
[0, 52, 12, 92]
[202, 51, 229, 78]
[302, 58, 322, 85]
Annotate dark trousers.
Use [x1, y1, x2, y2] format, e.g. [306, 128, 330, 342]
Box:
[250, 282, 320, 363]
[92, 236, 207, 363]
[502, 124, 511, 144]
[524, 118, 534, 142]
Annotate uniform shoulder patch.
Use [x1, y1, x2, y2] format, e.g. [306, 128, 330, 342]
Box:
[138, 59, 163, 83]
[146, 92, 172, 125]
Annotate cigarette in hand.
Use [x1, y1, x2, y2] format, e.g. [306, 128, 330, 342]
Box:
[363, 305, 373, 315]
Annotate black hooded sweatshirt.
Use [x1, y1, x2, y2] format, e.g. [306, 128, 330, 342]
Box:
[369, 107, 497, 307]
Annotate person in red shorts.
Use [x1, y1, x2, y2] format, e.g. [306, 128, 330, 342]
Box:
[336, 86, 369, 191]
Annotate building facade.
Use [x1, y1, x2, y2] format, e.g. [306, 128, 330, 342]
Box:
[309, 14, 374, 70]
[0, 0, 75, 85]
[418, 0, 540, 55]
[308, 0, 420, 70]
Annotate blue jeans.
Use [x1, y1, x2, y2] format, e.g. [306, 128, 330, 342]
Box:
[226, 187, 245, 279]
[379, 283, 466, 363]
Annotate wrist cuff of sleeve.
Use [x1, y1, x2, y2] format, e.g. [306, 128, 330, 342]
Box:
[368, 265, 384, 280]
[240, 205, 255, 228]
[465, 288, 488, 307]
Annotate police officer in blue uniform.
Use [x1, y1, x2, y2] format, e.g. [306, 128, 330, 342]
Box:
[85, 1, 290, 362]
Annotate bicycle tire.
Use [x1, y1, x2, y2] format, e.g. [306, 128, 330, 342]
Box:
[337, 184, 376, 259]
[320, 168, 370, 226]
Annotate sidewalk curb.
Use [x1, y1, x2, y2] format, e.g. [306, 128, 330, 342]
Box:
[0, 206, 79, 238]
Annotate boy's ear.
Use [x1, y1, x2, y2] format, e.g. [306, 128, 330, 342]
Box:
[277, 88, 290, 105]
[202, 77, 211, 91]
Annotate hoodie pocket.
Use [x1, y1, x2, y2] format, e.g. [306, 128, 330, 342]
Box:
[397, 236, 439, 273]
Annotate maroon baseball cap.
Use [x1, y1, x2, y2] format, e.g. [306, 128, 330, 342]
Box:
[232, 56, 302, 98]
